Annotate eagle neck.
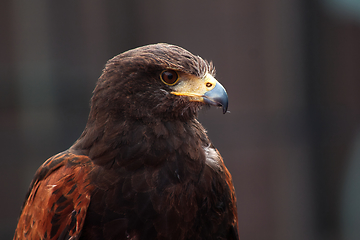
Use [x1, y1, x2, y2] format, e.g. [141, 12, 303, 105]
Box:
[70, 117, 209, 171]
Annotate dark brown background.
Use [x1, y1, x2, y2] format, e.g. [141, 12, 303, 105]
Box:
[1, 1, 360, 239]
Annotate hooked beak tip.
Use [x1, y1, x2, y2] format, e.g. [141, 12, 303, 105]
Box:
[203, 82, 228, 114]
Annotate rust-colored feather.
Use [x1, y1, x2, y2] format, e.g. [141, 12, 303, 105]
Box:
[14, 152, 95, 240]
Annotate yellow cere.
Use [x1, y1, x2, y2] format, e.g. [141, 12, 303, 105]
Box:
[170, 73, 218, 102]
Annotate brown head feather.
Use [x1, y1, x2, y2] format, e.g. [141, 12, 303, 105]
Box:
[89, 43, 215, 121]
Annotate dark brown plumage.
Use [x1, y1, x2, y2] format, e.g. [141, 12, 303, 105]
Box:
[14, 43, 239, 240]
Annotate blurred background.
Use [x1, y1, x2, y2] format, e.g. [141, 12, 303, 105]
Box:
[1, 0, 360, 239]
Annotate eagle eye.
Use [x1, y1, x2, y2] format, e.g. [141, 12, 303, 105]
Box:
[160, 70, 179, 85]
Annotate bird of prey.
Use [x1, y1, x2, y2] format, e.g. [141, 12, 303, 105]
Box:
[14, 43, 239, 240]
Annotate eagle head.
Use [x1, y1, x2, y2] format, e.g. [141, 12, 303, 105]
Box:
[89, 43, 228, 122]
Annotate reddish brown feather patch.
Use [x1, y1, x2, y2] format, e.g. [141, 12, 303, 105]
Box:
[14, 152, 95, 240]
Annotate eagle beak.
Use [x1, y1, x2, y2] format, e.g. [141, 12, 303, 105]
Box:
[170, 73, 229, 114]
[203, 81, 228, 114]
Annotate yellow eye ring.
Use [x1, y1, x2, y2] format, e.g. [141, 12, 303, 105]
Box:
[160, 69, 179, 86]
